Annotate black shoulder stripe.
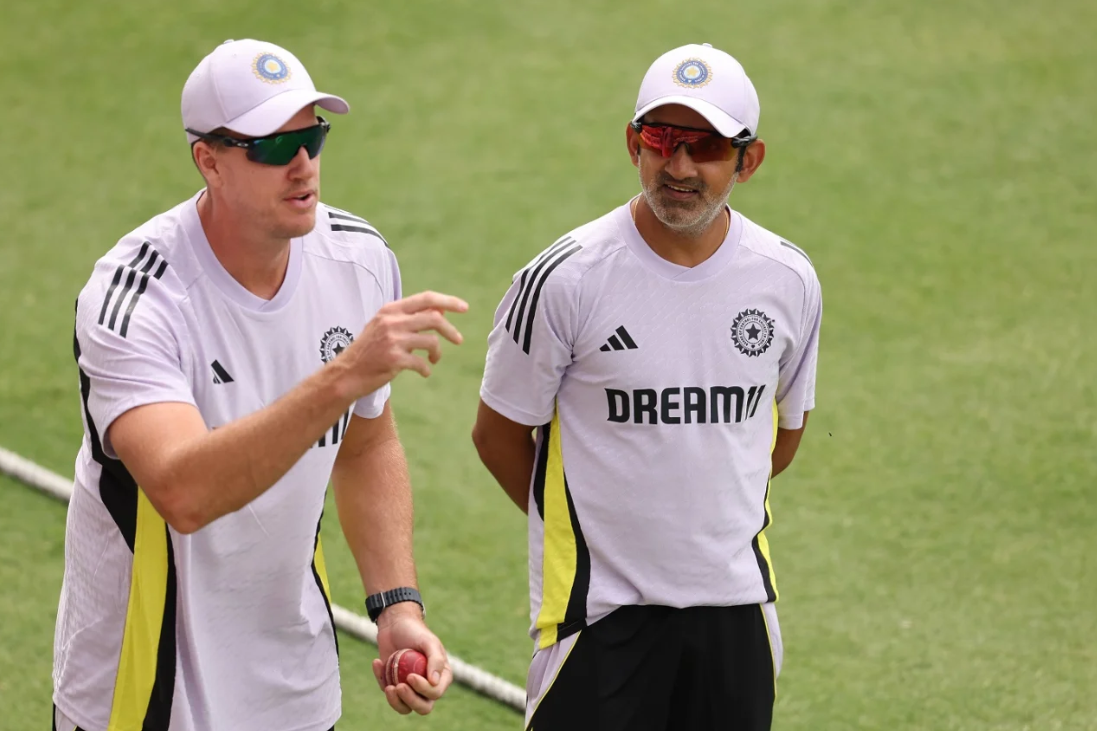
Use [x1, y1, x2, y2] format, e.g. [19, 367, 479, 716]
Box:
[128, 241, 151, 268]
[100, 242, 169, 337]
[98, 242, 150, 325]
[520, 242, 581, 354]
[531, 235, 574, 269]
[119, 254, 167, 339]
[503, 236, 576, 333]
[779, 240, 812, 264]
[329, 223, 389, 247]
[327, 209, 369, 225]
[327, 209, 389, 247]
[107, 268, 140, 331]
[504, 267, 532, 333]
[506, 237, 575, 346]
[98, 266, 125, 325]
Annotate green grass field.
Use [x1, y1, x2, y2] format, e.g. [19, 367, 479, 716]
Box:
[2, 0, 1095, 728]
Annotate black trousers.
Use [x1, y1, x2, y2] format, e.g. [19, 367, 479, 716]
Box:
[528, 604, 776, 731]
[52, 705, 336, 731]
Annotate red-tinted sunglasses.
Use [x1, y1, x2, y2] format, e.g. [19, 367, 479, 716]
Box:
[631, 121, 753, 163]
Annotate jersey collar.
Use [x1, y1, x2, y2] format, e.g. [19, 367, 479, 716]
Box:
[617, 196, 742, 282]
[182, 190, 304, 313]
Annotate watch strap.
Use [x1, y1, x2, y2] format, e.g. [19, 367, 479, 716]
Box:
[365, 587, 424, 622]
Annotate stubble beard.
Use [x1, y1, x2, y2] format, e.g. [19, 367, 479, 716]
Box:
[639, 168, 738, 238]
[271, 212, 317, 240]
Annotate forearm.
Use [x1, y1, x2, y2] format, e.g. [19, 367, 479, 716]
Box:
[474, 433, 536, 514]
[158, 362, 360, 531]
[333, 434, 418, 595]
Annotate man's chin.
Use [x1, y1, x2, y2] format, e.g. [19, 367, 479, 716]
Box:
[650, 203, 707, 232]
[274, 213, 317, 240]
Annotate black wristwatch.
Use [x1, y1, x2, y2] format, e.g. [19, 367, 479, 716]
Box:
[366, 587, 424, 623]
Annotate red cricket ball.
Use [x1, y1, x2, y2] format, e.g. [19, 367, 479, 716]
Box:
[384, 648, 428, 687]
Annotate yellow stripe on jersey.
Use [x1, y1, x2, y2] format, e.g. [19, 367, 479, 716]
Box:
[771, 400, 780, 448]
[314, 534, 332, 602]
[755, 505, 779, 601]
[108, 489, 169, 731]
[753, 400, 781, 602]
[535, 408, 576, 649]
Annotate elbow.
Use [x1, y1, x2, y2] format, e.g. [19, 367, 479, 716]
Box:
[472, 422, 507, 469]
[146, 481, 208, 535]
[471, 423, 491, 462]
[167, 512, 205, 535]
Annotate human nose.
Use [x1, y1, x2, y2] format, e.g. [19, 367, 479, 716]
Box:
[664, 143, 698, 179]
[286, 145, 317, 175]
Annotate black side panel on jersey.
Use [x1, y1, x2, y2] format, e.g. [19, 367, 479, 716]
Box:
[531, 421, 552, 521]
[311, 512, 340, 656]
[751, 477, 778, 603]
[533, 410, 591, 648]
[558, 477, 591, 640]
[73, 308, 178, 729]
[143, 529, 178, 731]
[76, 329, 137, 550]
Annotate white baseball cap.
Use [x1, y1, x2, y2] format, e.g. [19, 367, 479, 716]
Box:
[181, 39, 349, 143]
[633, 43, 759, 139]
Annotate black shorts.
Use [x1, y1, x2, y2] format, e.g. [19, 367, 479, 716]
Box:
[52, 705, 336, 731]
[527, 604, 777, 731]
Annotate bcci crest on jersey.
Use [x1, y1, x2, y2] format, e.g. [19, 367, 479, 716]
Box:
[731, 309, 775, 357]
[320, 326, 354, 363]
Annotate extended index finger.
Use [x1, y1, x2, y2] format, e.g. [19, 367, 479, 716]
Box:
[391, 291, 468, 315]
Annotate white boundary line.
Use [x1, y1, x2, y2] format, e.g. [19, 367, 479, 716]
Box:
[0, 445, 526, 713]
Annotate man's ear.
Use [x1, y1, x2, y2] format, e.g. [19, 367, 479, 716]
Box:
[625, 123, 641, 168]
[734, 138, 766, 183]
[192, 141, 223, 187]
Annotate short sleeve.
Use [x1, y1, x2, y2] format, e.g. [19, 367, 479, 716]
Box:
[775, 269, 822, 429]
[75, 263, 196, 458]
[480, 263, 576, 426]
[353, 246, 402, 419]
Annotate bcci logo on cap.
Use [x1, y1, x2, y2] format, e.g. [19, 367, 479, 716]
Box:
[253, 52, 291, 84]
[673, 58, 712, 88]
[731, 309, 775, 357]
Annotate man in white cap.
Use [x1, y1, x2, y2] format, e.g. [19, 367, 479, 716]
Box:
[473, 43, 822, 729]
[53, 39, 461, 731]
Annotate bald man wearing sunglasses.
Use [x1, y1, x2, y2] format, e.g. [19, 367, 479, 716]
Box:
[53, 39, 460, 731]
[473, 43, 823, 730]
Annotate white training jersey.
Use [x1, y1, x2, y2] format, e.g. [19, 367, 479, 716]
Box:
[53, 191, 400, 731]
[481, 199, 821, 650]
